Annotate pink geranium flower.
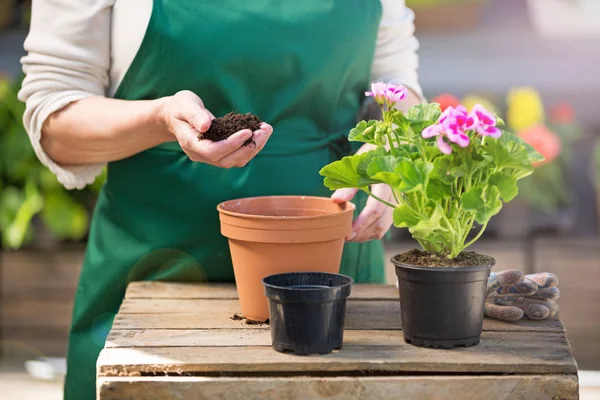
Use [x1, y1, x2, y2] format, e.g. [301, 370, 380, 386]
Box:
[366, 82, 406, 104]
[469, 104, 501, 138]
[423, 106, 472, 154]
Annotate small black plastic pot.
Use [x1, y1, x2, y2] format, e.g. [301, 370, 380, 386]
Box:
[393, 255, 494, 349]
[262, 272, 353, 355]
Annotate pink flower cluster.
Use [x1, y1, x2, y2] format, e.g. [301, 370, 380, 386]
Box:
[365, 82, 407, 104]
[422, 104, 502, 154]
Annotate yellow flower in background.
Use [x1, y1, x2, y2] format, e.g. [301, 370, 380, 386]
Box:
[507, 87, 545, 132]
[462, 95, 497, 115]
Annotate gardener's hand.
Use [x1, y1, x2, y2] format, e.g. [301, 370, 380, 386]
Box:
[331, 184, 395, 242]
[161, 90, 273, 168]
[484, 270, 559, 321]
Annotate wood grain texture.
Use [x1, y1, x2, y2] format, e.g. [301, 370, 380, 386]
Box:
[125, 282, 399, 300]
[1, 248, 83, 298]
[98, 330, 576, 376]
[97, 375, 579, 400]
[113, 298, 565, 333]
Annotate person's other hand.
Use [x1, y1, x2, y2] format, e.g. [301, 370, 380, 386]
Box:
[485, 270, 559, 321]
[331, 184, 395, 242]
[161, 90, 273, 168]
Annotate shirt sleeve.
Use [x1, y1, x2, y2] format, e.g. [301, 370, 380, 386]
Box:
[371, 0, 425, 101]
[18, 0, 114, 190]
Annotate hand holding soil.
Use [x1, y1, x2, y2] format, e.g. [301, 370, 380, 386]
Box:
[485, 270, 560, 321]
[162, 90, 273, 168]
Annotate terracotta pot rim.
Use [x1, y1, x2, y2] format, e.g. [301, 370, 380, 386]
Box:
[217, 195, 356, 221]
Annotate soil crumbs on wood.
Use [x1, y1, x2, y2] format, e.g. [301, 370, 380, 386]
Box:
[395, 249, 495, 268]
[230, 313, 270, 326]
[199, 112, 262, 146]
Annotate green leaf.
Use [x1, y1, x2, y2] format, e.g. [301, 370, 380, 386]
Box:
[393, 204, 421, 228]
[426, 178, 451, 201]
[41, 190, 89, 241]
[3, 179, 43, 249]
[431, 156, 454, 184]
[366, 155, 402, 187]
[489, 172, 518, 202]
[411, 202, 445, 237]
[460, 185, 502, 224]
[406, 103, 442, 132]
[504, 130, 544, 164]
[482, 130, 539, 178]
[320, 153, 378, 190]
[356, 147, 386, 178]
[348, 120, 380, 145]
[396, 159, 433, 193]
[394, 202, 445, 238]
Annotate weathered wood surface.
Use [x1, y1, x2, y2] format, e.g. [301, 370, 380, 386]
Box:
[97, 375, 579, 400]
[98, 330, 576, 376]
[98, 281, 579, 399]
[114, 296, 566, 333]
[125, 282, 399, 300]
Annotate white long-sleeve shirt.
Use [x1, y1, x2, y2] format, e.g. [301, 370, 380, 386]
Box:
[18, 0, 423, 190]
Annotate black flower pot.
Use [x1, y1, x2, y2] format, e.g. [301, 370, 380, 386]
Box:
[262, 272, 352, 355]
[393, 256, 494, 349]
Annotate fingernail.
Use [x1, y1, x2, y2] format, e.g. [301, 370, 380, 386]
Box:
[347, 232, 356, 241]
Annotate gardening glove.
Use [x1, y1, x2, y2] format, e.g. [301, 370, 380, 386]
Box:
[484, 270, 559, 322]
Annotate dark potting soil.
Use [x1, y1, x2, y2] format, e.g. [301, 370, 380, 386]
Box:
[395, 249, 494, 268]
[199, 112, 262, 146]
[230, 313, 270, 326]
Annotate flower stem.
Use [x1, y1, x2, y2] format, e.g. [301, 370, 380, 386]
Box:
[463, 222, 488, 251]
[365, 189, 396, 209]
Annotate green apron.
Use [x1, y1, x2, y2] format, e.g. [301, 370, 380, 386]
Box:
[64, 1, 384, 398]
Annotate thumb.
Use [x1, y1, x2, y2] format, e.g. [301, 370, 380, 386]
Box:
[332, 188, 358, 203]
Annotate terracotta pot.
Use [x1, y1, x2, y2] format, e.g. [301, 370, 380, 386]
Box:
[217, 196, 355, 321]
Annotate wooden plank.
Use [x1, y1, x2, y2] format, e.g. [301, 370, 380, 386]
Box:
[2, 299, 73, 328]
[113, 299, 565, 333]
[1, 248, 83, 298]
[97, 331, 576, 376]
[97, 375, 579, 400]
[125, 282, 399, 300]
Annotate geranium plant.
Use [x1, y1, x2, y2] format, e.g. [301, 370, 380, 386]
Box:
[320, 82, 543, 258]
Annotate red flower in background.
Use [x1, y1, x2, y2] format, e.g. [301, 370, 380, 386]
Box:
[518, 124, 561, 167]
[549, 103, 575, 124]
[432, 93, 460, 112]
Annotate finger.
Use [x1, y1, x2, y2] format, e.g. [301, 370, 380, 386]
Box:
[332, 188, 358, 204]
[259, 122, 273, 136]
[495, 277, 537, 296]
[351, 206, 393, 242]
[520, 304, 550, 320]
[484, 302, 524, 321]
[529, 287, 560, 300]
[219, 128, 271, 168]
[487, 270, 524, 293]
[525, 272, 558, 289]
[349, 198, 386, 242]
[176, 97, 213, 133]
[194, 129, 254, 162]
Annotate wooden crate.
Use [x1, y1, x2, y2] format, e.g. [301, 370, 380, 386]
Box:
[97, 282, 578, 400]
[0, 247, 83, 358]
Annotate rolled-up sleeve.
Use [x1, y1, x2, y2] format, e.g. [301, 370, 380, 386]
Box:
[371, 0, 424, 100]
[18, 0, 114, 190]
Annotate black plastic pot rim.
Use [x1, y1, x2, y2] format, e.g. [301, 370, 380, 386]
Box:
[262, 272, 353, 293]
[391, 256, 495, 273]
